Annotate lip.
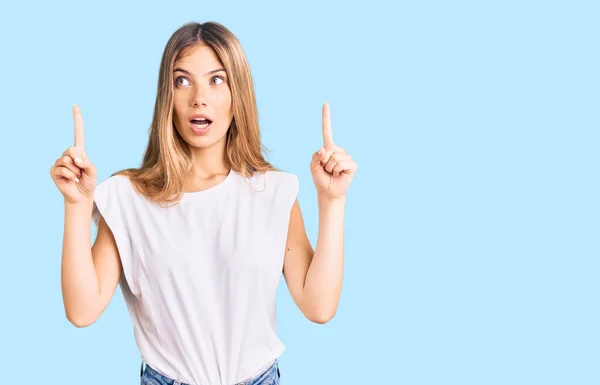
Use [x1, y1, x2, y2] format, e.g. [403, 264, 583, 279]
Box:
[189, 113, 213, 122]
[190, 121, 211, 135]
[188, 113, 213, 135]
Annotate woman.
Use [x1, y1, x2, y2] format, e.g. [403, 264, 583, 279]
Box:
[50, 21, 357, 385]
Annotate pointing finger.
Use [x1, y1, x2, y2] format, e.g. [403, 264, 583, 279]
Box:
[73, 104, 85, 148]
[322, 102, 334, 146]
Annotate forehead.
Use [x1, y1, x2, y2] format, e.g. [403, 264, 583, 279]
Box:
[175, 43, 223, 73]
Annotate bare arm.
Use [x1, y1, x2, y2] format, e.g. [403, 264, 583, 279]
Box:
[283, 102, 357, 324]
[61, 198, 122, 327]
[52, 105, 123, 327]
[283, 196, 345, 324]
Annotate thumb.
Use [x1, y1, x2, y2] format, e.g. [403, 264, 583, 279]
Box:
[74, 155, 96, 178]
[310, 150, 323, 174]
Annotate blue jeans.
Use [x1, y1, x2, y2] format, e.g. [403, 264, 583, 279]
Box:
[140, 359, 281, 385]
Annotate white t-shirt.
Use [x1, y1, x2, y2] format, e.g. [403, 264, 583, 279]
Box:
[91, 169, 299, 385]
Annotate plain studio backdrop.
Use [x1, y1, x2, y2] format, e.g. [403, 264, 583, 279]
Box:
[0, 1, 598, 384]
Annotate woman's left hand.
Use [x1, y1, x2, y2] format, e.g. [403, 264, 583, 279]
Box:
[310, 102, 358, 200]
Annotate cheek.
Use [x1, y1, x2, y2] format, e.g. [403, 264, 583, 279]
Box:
[172, 98, 190, 135]
[216, 89, 232, 114]
[172, 94, 185, 119]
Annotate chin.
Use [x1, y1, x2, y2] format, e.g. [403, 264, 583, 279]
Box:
[186, 134, 227, 150]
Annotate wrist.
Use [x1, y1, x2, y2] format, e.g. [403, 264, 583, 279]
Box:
[317, 193, 346, 206]
[64, 197, 94, 210]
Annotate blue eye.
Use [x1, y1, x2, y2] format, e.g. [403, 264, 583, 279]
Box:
[211, 76, 225, 85]
[175, 76, 190, 87]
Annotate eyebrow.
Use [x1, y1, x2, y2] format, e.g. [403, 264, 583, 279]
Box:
[173, 67, 226, 77]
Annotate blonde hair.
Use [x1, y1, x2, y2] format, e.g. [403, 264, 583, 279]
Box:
[114, 21, 277, 205]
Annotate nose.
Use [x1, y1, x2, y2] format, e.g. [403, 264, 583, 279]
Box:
[190, 84, 208, 107]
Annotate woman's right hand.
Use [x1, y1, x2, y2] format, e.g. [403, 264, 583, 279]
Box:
[50, 105, 98, 205]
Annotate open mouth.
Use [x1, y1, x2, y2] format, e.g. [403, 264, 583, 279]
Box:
[190, 118, 212, 129]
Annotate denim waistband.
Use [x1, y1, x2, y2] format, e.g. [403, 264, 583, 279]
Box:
[140, 359, 280, 385]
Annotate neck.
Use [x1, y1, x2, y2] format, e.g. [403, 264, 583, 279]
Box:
[188, 138, 229, 177]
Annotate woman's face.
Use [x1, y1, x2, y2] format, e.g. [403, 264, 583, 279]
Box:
[172, 43, 233, 150]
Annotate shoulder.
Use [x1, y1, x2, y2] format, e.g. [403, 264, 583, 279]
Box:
[265, 170, 299, 186]
[94, 173, 135, 200]
[236, 170, 299, 206]
[242, 170, 298, 190]
[99, 173, 132, 188]
[265, 170, 300, 208]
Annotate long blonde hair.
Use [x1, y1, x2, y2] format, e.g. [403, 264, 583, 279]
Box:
[115, 21, 277, 205]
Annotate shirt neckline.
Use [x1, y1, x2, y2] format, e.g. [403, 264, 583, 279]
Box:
[182, 168, 237, 198]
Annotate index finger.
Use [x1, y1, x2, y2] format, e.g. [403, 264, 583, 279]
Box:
[73, 104, 84, 148]
[322, 102, 334, 146]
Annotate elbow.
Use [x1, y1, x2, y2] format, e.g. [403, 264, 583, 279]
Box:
[306, 309, 337, 324]
[66, 311, 98, 328]
[302, 297, 339, 324]
[68, 316, 96, 328]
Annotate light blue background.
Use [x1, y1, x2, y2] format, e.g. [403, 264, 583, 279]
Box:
[1, 0, 598, 384]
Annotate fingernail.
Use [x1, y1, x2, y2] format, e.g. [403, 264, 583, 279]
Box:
[318, 148, 324, 155]
[75, 157, 83, 164]
[75, 177, 80, 183]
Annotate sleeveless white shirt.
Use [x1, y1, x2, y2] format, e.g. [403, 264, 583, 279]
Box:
[91, 169, 299, 385]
